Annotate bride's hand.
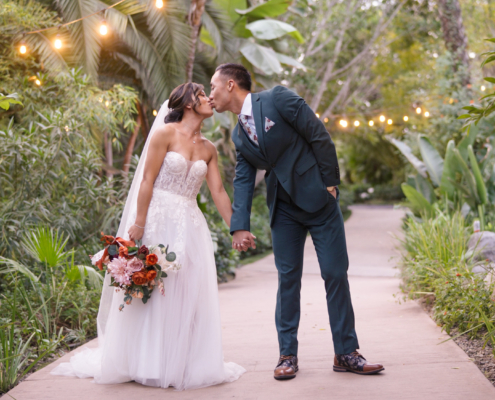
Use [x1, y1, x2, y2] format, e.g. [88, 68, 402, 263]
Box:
[128, 224, 144, 242]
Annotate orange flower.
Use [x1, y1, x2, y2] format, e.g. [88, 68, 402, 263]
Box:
[132, 270, 148, 285]
[146, 253, 158, 266]
[119, 246, 129, 258]
[100, 232, 115, 245]
[146, 269, 157, 281]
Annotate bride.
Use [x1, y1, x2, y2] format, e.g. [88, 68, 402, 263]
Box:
[51, 82, 248, 390]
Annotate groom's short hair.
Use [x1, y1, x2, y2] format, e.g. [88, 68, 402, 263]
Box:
[215, 63, 252, 91]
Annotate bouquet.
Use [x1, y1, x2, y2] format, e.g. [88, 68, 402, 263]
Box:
[91, 233, 181, 311]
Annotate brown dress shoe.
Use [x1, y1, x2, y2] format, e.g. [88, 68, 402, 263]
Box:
[333, 352, 384, 375]
[274, 355, 298, 380]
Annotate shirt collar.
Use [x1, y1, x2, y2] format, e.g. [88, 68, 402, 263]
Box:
[239, 93, 253, 118]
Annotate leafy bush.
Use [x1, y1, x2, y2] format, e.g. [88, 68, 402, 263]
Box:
[400, 210, 495, 352]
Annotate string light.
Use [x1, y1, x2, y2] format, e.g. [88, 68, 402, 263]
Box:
[416, 107, 421, 114]
[315, 113, 320, 118]
[156, 0, 164, 8]
[54, 35, 62, 49]
[403, 116, 409, 121]
[379, 115, 385, 122]
[324, 117, 329, 123]
[19, 43, 27, 54]
[339, 120, 348, 128]
[369, 120, 374, 126]
[424, 111, 430, 117]
[35, 79, 41, 86]
[387, 119, 393, 125]
[153, 110, 158, 116]
[105, 100, 110, 107]
[481, 85, 486, 92]
[354, 121, 360, 127]
[99, 20, 108, 36]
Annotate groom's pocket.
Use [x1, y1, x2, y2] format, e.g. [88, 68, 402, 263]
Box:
[295, 158, 317, 175]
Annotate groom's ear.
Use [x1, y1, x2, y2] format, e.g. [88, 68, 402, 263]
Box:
[227, 79, 235, 92]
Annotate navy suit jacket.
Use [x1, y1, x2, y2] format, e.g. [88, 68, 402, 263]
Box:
[230, 85, 340, 234]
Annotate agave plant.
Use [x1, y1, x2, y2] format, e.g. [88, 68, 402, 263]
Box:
[388, 125, 491, 228]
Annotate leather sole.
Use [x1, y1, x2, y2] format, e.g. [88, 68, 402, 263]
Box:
[333, 365, 385, 375]
[274, 366, 299, 380]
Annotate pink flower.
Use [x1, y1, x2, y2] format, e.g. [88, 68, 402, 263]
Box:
[107, 257, 129, 285]
[126, 257, 144, 274]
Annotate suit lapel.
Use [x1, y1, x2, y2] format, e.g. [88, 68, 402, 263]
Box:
[251, 93, 268, 157]
[234, 122, 265, 163]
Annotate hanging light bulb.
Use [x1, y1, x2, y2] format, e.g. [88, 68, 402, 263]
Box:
[387, 119, 393, 125]
[54, 34, 62, 50]
[481, 85, 486, 92]
[403, 116, 409, 121]
[99, 20, 108, 36]
[105, 101, 110, 107]
[416, 107, 421, 114]
[156, 0, 164, 8]
[19, 41, 27, 54]
[369, 120, 374, 126]
[424, 111, 430, 117]
[324, 117, 329, 123]
[379, 115, 385, 122]
[339, 120, 348, 128]
[315, 113, 320, 118]
[354, 120, 360, 127]
[153, 110, 158, 116]
[35, 79, 41, 86]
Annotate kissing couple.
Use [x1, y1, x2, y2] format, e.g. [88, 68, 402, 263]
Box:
[51, 63, 384, 390]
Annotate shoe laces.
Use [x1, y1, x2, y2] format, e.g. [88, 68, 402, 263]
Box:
[350, 351, 366, 360]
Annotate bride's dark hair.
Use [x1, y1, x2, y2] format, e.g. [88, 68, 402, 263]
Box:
[164, 82, 205, 123]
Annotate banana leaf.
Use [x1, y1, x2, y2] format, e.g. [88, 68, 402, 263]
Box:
[414, 173, 436, 204]
[401, 183, 435, 218]
[387, 136, 428, 178]
[457, 124, 478, 162]
[468, 145, 488, 205]
[440, 140, 458, 199]
[418, 135, 444, 187]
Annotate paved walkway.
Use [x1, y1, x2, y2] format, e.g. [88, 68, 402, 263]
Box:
[7, 206, 495, 399]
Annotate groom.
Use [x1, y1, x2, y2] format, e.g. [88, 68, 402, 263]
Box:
[209, 63, 384, 379]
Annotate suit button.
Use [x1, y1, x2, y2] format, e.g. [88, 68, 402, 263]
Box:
[271, 164, 276, 168]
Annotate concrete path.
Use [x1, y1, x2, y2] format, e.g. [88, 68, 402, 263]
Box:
[7, 205, 495, 399]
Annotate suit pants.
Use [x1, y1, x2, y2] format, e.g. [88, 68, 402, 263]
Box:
[271, 188, 359, 356]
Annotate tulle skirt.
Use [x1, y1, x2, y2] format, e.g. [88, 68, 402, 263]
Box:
[51, 189, 246, 390]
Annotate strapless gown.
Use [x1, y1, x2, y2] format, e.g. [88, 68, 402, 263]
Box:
[51, 151, 246, 390]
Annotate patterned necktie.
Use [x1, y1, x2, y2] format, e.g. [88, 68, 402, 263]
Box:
[239, 115, 259, 146]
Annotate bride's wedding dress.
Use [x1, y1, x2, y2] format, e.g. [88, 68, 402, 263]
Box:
[51, 150, 246, 390]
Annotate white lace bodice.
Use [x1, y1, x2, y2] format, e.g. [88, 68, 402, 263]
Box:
[154, 151, 208, 199]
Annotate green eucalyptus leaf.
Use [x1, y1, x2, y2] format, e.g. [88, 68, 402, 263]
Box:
[166, 252, 176, 262]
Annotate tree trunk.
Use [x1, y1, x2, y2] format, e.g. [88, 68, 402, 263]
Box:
[437, 0, 470, 86]
[122, 110, 142, 175]
[185, 0, 207, 82]
[139, 102, 150, 140]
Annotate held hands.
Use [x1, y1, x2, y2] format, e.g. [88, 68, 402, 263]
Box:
[232, 230, 257, 253]
[327, 186, 337, 199]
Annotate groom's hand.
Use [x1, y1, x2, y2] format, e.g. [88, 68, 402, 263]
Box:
[232, 230, 256, 252]
[327, 186, 337, 199]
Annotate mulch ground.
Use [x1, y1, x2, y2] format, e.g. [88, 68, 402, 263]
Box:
[416, 296, 495, 387]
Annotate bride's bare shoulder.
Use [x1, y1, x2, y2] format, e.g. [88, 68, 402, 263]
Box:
[150, 123, 176, 146]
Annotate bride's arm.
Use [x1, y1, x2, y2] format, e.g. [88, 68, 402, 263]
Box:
[205, 143, 233, 227]
[128, 127, 170, 241]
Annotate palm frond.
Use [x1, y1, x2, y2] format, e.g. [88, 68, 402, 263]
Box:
[55, 0, 102, 78]
[21, 226, 69, 268]
[143, 0, 191, 85]
[76, 265, 103, 289]
[202, 1, 235, 58]
[0, 257, 39, 282]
